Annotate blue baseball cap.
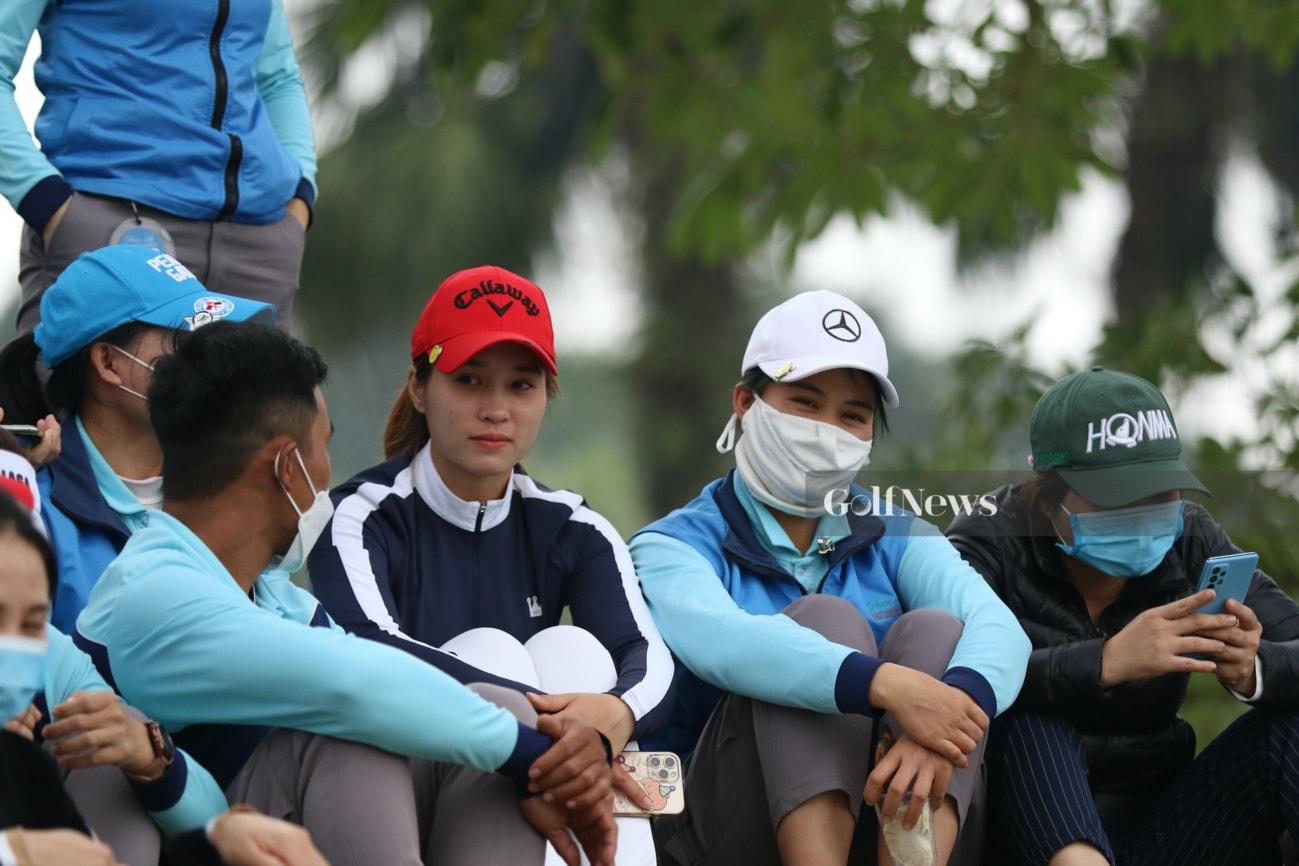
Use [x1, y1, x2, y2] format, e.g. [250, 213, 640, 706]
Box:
[34, 246, 277, 368]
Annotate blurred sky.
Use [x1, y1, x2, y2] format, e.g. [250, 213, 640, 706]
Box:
[4, 31, 1295, 451]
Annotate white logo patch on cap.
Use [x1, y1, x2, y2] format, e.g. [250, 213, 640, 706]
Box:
[1084, 410, 1177, 452]
[183, 296, 235, 331]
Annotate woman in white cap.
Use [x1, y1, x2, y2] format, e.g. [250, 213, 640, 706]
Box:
[0, 244, 275, 632]
[628, 290, 1030, 866]
[307, 265, 674, 864]
[946, 368, 1299, 866]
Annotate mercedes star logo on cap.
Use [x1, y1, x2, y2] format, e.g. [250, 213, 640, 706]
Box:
[822, 309, 862, 342]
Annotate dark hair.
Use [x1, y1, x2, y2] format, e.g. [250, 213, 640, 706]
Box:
[149, 322, 328, 500]
[0, 489, 57, 599]
[0, 323, 167, 423]
[1018, 470, 1070, 518]
[737, 367, 890, 434]
[382, 352, 560, 460]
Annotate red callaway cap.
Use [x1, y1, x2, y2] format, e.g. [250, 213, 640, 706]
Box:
[410, 266, 557, 375]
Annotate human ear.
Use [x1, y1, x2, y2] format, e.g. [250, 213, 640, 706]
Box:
[732, 385, 756, 419]
[406, 367, 426, 414]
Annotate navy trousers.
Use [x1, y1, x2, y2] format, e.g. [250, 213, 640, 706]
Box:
[985, 710, 1299, 866]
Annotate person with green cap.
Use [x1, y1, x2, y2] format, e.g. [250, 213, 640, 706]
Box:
[946, 367, 1299, 866]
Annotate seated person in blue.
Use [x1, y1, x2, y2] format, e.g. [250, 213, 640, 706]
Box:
[0, 244, 275, 630]
[629, 291, 1030, 866]
[946, 367, 1299, 866]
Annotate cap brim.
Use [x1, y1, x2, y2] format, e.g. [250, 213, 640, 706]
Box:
[757, 356, 899, 407]
[431, 332, 558, 376]
[139, 292, 277, 331]
[1058, 459, 1211, 508]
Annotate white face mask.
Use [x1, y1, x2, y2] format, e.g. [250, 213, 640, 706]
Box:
[111, 345, 156, 402]
[270, 449, 333, 573]
[717, 395, 873, 517]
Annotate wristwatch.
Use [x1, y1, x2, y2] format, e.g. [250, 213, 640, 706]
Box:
[125, 720, 175, 782]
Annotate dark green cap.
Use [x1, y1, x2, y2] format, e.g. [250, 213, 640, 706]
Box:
[1029, 367, 1209, 507]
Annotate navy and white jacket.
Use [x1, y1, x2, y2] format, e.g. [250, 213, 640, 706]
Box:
[306, 443, 675, 738]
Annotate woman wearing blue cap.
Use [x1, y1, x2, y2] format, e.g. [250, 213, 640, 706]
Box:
[947, 368, 1299, 866]
[0, 244, 275, 631]
[629, 291, 1030, 866]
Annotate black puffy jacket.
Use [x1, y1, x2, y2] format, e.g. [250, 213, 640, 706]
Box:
[946, 483, 1299, 833]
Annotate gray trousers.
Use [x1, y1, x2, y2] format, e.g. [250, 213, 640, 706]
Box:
[18, 191, 304, 334]
[63, 765, 161, 866]
[654, 596, 987, 866]
[230, 693, 553, 866]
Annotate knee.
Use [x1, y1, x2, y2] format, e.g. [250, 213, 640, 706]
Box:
[782, 595, 877, 654]
[888, 608, 962, 647]
[524, 625, 616, 693]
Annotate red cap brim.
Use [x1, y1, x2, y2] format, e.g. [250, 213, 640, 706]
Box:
[430, 332, 558, 376]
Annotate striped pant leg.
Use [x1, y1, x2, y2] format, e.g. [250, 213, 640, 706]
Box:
[1116, 708, 1299, 866]
[984, 713, 1115, 866]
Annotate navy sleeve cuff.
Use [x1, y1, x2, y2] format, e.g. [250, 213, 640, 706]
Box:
[127, 751, 190, 812]
[498, 722, 551, 798]
[834, 651, 884, 716]
[293, 178, 315, 228]
[18, 176, 74, 234]
[941, 667, 997, 718]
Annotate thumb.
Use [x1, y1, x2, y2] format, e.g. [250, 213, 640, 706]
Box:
[526, 692, 568, 713]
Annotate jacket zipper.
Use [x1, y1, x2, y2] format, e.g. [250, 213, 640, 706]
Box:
[209, 0, 241, 219]
[472, 502, 486, 625]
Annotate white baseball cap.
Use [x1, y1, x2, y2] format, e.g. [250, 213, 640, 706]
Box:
[740, 290, 899, 406]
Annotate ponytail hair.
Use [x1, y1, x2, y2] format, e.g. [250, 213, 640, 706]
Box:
[0, 334, 51, 424]
[383, 356, 435, 460]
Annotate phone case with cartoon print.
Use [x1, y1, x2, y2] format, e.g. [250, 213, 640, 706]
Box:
[611, 751, 686, 816]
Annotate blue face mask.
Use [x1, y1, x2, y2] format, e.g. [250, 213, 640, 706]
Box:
[0, 636, 46, 722]
[1056, 500, 1185, 578]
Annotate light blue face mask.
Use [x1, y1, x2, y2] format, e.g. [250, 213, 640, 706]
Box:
[0, 636, 46, 722]
[1056, 500, 1186, 578]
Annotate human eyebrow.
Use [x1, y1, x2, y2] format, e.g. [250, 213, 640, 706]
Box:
[787, 382, 826, 397]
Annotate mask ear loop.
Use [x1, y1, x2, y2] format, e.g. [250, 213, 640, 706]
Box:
[715, 414, 739, 454]
[274, 450, 306, 518]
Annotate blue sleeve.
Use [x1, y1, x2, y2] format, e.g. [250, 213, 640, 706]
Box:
[562, 507, 675, 737]
[256, 0, 316, 201]
[630, 531, 874, 714]
[43, 627, 228, 833]
[0, 0, 70, 226]
[894, 518, 1031, 717]
[100, 552, 528, 778]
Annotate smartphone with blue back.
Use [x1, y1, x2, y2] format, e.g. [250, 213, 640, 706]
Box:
[1193, 552, 1258, 615]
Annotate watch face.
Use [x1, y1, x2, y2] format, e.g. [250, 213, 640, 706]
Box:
[149, 721, 175, 762]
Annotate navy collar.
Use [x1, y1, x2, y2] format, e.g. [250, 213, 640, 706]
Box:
[44, 418, 132, 542]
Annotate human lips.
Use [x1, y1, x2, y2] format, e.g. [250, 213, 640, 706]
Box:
[471, 433, 512, 449]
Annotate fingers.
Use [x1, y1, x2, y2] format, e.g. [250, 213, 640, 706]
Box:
[610, 763, 654, 811]
[1178, 612, 1239, 634]
[863, 748, 900, 807]
[544, 828, 581, 866]
[529, 717, 611, 809]
[51, 689, 117, 721]
[1163, 589, 1216, 618]
[1224, 599, 1261, 631]
[526, 692, 573, 714]
[902, 767, 931, 830]
[572, 808, 618, 866]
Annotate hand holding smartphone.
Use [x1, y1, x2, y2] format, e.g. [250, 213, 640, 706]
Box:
[611, 751, 685, 817]
[1192, 552, 1257, 615]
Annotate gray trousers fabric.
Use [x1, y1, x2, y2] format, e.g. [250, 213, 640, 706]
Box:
[62, 765, 162, 866]
[412, 684, 548, 866]
[226, 729, 424, 866]
[654, 596, 986, 866]
[17, 191, 305, 334]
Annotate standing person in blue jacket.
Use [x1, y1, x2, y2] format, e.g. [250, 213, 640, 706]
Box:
[946, 368, 1299, 866]
[629, 290, 1031, 866]
[0, 244, 276, 632]
[307, 265, 674, 865]
[1, 0, 317, 332]
[75, 320, 618, 866]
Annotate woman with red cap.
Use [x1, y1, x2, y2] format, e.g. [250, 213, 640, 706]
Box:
[308, 265, 674, 865]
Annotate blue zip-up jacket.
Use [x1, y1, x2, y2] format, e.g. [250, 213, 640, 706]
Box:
[73, 511, 553, 792]
[39, 626, 228, 834]
[307, 443, 675, 738]
[36, 418, 130, 633]
[629, 473, 1031, 758]
[1, 0, 317, 232]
